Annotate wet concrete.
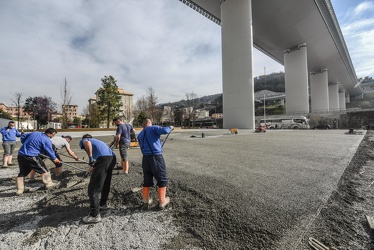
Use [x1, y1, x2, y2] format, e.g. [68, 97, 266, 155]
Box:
[1, 129, 373, 249]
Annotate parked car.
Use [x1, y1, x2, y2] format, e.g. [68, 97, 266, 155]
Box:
[313, 124, 331, 129]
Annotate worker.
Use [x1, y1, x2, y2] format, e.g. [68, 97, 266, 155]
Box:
[16, 128, 60, 196]
[1, 121, 23, 167]
[137, 118, 173, 209]
[51, 135, 79, 176]
[112, 117, 135, 174]
[28, 135, 79, 180]
[79, 134, 116, 224]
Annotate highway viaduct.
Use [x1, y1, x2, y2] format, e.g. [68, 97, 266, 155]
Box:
[179, 0, 362, 129]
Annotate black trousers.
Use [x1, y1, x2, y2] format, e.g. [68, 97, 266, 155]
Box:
[88, 155, 116, 216]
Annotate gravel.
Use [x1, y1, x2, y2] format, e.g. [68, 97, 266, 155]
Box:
[0, 129, 373, 249]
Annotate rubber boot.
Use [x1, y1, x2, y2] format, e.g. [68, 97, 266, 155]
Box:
[29, 170, 36, 182]
[16, 177, 25, 196]
[2, 156, 9, 168]
[158, 186, 170, 209]
[8, 155, 14, 166]
[41, 172, 59, 190]
[117, 160, 128, 175]
[55, 167, 63, 177]
[142, 187, 153, 209]
[122, 161, 129, 174]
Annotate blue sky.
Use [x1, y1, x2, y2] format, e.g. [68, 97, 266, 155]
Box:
[0, 0, 373, 113]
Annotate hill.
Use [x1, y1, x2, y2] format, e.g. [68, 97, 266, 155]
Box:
[160, 72, 285, 108]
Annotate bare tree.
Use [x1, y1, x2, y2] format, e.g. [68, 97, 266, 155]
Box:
[146, 87, 159, 120]
[61, 78, 74, 129]
[11, 92, 23, 128]
[135, 95, 149, 112]
[185, 91, 199, 127]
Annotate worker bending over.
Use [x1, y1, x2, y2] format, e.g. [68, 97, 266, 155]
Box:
[16, 128, 60, 195]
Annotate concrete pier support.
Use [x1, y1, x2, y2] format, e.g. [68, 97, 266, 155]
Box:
[346, 94, 350, 103]
[221, 0, 254, 129]
[284, 44, 309, 115]
[339, 91, 346, 112]
[328, 83, 340, 112]
[310, 69, 329, 113]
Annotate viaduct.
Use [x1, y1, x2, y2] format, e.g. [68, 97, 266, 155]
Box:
[179, 0, 362, 129]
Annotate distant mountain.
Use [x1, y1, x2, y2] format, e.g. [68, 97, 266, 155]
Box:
[159, 93, 222, 108]
[160, 72, 285, 108]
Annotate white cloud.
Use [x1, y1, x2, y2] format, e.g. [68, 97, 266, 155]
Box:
[340, 3, 374, 79]
[353, 1, 374, 17]
[0, 0, 281, 113]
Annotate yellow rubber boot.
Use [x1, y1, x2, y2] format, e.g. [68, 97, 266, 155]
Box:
[41, 172, 59, 190]
[29, 170, 36, 182]
[158, 186, 170, 209]
[16, 177, 25, 196]
[2, 156, 9, 167]
[8, 155, 14, 165]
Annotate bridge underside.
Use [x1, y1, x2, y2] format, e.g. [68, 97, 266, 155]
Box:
[181, 0, 360, 96]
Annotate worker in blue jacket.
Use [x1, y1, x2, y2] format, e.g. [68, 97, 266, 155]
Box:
[137, 118, 173, 209]
[79, 134, 116, 224]
[0, 121, 22, 167]
[16, 128, 60, 195]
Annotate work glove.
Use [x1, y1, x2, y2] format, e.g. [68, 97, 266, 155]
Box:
[89, 157, 95, 167]
[53, 158, 62, 167]
[84, 167, 94, 177]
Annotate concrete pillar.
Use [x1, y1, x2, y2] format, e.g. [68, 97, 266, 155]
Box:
[284, 44, 309, 115]
[328, 83, 339, 112]
[339, 91, 346, 112]
[310, 69, 329, 113]
[346, 94, 350, 103]
[221, 0, 254, 129]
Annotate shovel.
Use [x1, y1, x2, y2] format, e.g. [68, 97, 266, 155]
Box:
[39, 153, 88, 173]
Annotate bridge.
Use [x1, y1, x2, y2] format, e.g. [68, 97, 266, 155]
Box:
[179, 0, 362, 129]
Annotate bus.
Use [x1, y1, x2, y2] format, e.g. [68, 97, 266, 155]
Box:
[260, 116, 310, 129]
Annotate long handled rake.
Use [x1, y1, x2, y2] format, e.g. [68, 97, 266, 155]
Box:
[39, 153, 88, 173]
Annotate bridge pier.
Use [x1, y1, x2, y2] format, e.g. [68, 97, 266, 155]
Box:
[328, 83, 340, 112]
[221, 0, 255, 129]
[310, 69, 329, 113]
[339, 90, 346, 112]
[284, 44, 309, 115]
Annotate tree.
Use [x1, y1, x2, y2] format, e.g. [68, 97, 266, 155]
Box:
[173, 107, 183, 127]
[11, 92, 23, 128]
[96, 76, 122, 128]
[136, 111, 147, 126]
[73, 116, 82, 127]
[24, 96, 57, 129]
[61, 78, 74, 129]
[88, 103, 101, 128]
[185, 92, 199, 127]
[0, 109, 12, 120]
[146, 87, 159, 120]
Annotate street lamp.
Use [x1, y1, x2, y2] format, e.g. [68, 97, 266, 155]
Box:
[263, 94, 266, 126]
